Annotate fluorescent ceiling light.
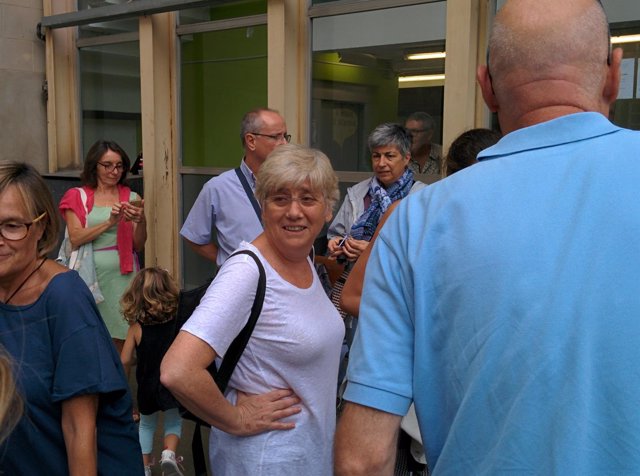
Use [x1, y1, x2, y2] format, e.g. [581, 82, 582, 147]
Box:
[406, 51, 446, 61]
[399, 74, 445, 82]
[611, 34, 640, 44]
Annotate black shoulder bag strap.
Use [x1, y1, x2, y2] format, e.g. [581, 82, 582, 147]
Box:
[214, 249, 266, 391]
[191, 249, 266, 476]
[234, 167, 262, 225]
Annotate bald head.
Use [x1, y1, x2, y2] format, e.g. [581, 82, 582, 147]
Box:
[480, 0, 619, 132]
[490, 0, 609, 91]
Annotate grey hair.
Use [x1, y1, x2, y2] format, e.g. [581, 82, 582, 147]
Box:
[367, 123, 412, 157]
[406, 111, 435, 131]
[240, 108, 280, 147]
[255, 144, 339, 211]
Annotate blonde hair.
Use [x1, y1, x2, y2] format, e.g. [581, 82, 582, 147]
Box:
[0, 351, 22, 444]
[121, 268, 180, 325]
[255, 144, 339, 211]
[0, 161, 61, 257]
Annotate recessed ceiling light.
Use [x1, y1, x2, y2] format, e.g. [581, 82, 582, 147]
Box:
[399, 74, 445, 82]
[611, 34, 640, 44]
[405, 52, 446, 61]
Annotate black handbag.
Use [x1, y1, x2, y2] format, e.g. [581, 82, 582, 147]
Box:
[174, 249, 266, 475]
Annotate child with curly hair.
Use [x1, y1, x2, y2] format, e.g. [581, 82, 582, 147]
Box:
[121, 267, 184, 476]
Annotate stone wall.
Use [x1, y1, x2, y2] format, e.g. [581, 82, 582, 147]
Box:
[0, 0, 47, 171]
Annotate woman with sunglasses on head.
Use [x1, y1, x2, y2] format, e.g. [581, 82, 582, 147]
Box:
[59, 140, 147, 353]
[0, 161, 143, 475]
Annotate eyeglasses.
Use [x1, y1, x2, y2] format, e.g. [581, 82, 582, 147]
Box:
[406, 128, 427, 135]
[250, 132, 292, 143]
[98, 162, 125, 172]
[0, 212, 46, 241]
[266, 194, 322, 208]
[372, 151, 404, 162]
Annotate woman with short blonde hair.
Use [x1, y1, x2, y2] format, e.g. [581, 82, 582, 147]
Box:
[162, 144, 344, 476]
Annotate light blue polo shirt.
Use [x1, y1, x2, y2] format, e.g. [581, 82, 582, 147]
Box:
[345, 112, 640, 474]
[181, 160, 263, 266]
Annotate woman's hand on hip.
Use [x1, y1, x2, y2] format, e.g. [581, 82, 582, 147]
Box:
[233, 388, 301, 436]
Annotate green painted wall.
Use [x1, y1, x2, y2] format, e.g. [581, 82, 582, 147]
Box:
[207, 0, 266, 20]
[181, 26, 267, 167]
[181, 1, 267, 168]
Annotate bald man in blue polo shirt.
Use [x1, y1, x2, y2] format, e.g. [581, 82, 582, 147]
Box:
[335, 1, 640, 474]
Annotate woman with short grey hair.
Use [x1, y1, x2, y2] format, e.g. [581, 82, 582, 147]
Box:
[162, 144, 344, 476]
[327, 123, 424, 263]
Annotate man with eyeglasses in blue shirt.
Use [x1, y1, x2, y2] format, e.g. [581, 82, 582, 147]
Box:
[181, 108, 290, 266]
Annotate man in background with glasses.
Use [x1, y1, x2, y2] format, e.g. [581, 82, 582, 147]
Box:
[404, 111, 442, 176]
[336, 0, 640, 474]
[181, 108, 289, 266]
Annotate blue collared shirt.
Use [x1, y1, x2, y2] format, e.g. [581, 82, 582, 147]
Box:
[180, 159, 263, 266]
[346, 112, 640, 474]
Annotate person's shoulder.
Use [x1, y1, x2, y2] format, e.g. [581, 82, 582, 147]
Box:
[44, 269, 92, 298]
[43, 269, 97, 314]
[409, 180, 428, 193]
[225, 242, 264, 270]
[60, 186, 83, 204]
[348, 178, 372, 195]
[25, 269, 101, 335]
[201, 168, 243, 191]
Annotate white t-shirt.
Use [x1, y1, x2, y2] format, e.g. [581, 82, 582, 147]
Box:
[182, 242, 344, 476]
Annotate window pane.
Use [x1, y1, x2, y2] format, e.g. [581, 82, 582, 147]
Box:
[181, 25, 267, 167]
[311, 2, 446, 172]
[181, 174, 217, 289]
[79, 42, 141, 160]
[76, 2, 138, 38]
[609, 23, 640, 130]
[179, 0, 266, 25]
[78, 18, 138, 39]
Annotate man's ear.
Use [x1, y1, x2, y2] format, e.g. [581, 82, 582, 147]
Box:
[602, 47, 623, 106]
[477, 65, 499, 112]
[245, 133, 257, 152]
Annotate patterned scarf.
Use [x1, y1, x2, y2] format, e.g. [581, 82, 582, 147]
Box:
[350, 168, 414, 241]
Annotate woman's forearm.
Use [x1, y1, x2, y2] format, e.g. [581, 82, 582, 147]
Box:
[161, 332, 300, 436]
[61, 394, 99, 476]
[162, 365, 241, 432]
[161, 333, 239, 432]
[69, 221, 115, 248]
[163, 366, 300, 436]
[132, 218, 147, 252]
[65, 210, 117, 249]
